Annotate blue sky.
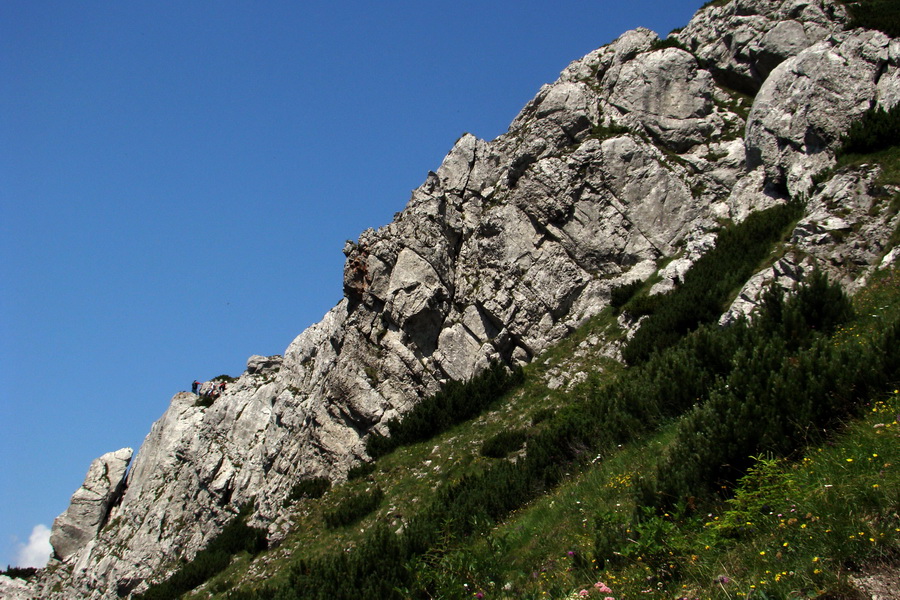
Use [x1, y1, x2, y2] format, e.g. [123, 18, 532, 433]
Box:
[1, 0, 702, 568]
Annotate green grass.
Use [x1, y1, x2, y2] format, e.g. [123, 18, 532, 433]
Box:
[185, 266, 899, 600]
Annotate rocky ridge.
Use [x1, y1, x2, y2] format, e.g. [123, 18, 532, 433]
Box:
[26, 0, 900, 597]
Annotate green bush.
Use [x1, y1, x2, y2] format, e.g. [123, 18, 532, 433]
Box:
[622, 202, 802, 364]
[366, 362, 524, 458]
[633, 273, 900, 513]
[347, 461, 377, 481]
[480, 429, 528, 458]
[838, 102, 900, 156]
[283, 477, 331, 507]
[609, 279, 644, 310]
[0, 566, 37, 581]
[530, 407, 555, 425]
[842, 0, 900, 37]
[650, 37, 690, 52]
[323, 488, 385, 529]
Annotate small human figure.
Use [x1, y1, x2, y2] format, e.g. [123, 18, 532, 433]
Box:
[218, 381, 226, 393]
[192, 380, 200, 394]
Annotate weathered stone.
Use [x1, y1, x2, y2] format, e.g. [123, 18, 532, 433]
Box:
[50, 448, 132, 562]
[606, 47, 720, 151]
[746, 30, 892, 197]
[247, 354, 283, 375]
[0, 575, 32, 600]
[675, 0, 849, 95]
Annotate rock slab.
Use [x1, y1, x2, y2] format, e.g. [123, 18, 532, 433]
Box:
[49, 448, 132, 562]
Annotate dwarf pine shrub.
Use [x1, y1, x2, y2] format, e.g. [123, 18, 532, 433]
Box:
[634, 274, 900, 513]
[838, 101, 900, 156]
[622, 201, 802, 364]
[323, 487, 384, 529]
[282, 476, 330, 507]
[0, 566, 37, 581]
[480, 428, 528, 458]
[609, 279, 644, 311]
[347, 461, 377, 481]
[366, 361, 524, 458]
[842, 0, 900, 37]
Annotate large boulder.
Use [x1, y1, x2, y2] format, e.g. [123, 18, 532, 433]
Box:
[246, 354, 283, 375]
[745, 30, 894, 197]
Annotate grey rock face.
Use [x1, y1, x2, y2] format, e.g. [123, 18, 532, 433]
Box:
[746, 30, 896, 197]
[675, 0, 849, 94]
[606, 47, 720, 151]
[33, 0, 900, 598]
[0, 575, 32, 600]
[49, 448, 132, 562]
[246, 354, 283, 375]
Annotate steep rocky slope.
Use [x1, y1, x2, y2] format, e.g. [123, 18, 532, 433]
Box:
[21, 0, 899, 598]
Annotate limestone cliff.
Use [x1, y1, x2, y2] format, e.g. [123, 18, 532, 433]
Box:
[31, 0, 900, 597]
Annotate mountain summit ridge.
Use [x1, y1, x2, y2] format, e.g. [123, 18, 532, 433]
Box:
[18, 0, 900, 597]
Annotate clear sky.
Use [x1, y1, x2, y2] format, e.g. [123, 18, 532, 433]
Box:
[1, 0, 703, 568]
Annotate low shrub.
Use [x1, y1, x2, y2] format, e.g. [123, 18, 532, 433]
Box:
[609, 279, 644, 311]
[347, 462, 376, 481]
[366, 362, 524, 458]
[0, 566, 37, 581]
[622, 202, 802, 364]
[283, 477, 331, 507]
[480, 429, 528, 458]
[839, 101, 900, 156]
[323, 488, 385, 529]
[842, 0, 900, 37]
[530, 407, 555, 426]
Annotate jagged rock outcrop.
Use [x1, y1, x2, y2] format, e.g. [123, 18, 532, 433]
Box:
[246, 354, 283, 375]
[30, 0, 900, 597]
[674, 0, 849, 94]
[49, 448, 132, 563]
[0, 575, 32, 600]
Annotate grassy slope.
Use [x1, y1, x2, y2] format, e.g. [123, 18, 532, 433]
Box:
[180, 263, 899, 600]
[172, 107, 900, 597]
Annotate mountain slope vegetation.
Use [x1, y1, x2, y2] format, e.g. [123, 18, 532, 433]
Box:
[157, 208, 900, 599]
[25, 1, 900, 598]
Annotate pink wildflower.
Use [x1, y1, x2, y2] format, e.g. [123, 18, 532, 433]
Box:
[579, 590, 590, 597]
[595, 582, 613, 593]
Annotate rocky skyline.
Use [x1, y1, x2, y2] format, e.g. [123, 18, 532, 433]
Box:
[5, 0, 900, 597]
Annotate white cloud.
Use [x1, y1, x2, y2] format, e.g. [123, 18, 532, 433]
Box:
[14, 524, 52, 568]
